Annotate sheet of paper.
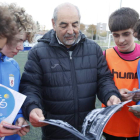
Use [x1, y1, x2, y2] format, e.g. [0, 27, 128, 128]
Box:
[82, 100, 131, 140]
[127, 90, 140, 94]
[0, 84, 26, 123]
[128, 105, 140, 112]
[0, 84, 26, 140]
[39, 100, 131, 140]
[2, 123, 30, 130]
[39, 120, 89, 140]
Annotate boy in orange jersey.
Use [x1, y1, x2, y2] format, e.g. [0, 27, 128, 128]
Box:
[102, 7, 140, 140]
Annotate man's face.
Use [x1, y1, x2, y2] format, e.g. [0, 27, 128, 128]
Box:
[0, 37, 7, 51]
[112, 28, 135, 52]
[2, 32, 27, 58]
[52, 6, 80, 48]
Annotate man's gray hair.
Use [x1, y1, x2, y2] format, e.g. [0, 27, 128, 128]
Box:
[52, 3, 81, 24]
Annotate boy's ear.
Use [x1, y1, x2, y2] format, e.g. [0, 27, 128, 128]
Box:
[133, 32, 137, 38]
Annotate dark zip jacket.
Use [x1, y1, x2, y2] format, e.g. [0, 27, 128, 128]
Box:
[20, 29, 121, 140]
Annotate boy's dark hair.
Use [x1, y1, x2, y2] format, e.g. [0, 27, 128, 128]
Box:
[133, 19, 140, 40]
[109, 7, 139, 32]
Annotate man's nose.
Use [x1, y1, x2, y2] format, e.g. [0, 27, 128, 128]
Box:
[67, 25, 74, 34]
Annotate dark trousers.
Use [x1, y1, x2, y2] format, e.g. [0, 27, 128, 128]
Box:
[103, 132, 138, 140]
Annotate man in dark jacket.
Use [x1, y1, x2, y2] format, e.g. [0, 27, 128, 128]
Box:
[20, 2, 121, 140]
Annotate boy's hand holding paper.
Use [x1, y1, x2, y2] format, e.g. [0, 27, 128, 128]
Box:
[128, 105, 140, 118]
[130, 88, 140, 102]
[0, 121, 19, 137]
[119, 88, 134, 101]
[15, 117, 30, 136]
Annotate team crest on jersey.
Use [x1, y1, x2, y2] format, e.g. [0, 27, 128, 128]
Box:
[9, 74, 14, 87]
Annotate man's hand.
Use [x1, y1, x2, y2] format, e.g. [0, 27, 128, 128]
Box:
[132, 88, 140, 102]
[107, 95, 121, 106]
[15, 117, 30, 137]
[29, 108, 48, 127]
[0, 121, 19, 137]
[129, 105, 140, 118]
[119, 88, 135, 101]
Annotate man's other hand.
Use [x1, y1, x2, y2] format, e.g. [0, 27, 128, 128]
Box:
[107, 95, 121, 106]
[29, 108, 48, 127]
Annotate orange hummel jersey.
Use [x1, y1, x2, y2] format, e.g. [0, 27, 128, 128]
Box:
[102, 47, 140, 137]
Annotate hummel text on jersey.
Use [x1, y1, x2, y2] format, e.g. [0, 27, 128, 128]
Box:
[112, 69, 137, 79]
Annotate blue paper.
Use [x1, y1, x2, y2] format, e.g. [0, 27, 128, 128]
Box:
[0, 86, 15, 122]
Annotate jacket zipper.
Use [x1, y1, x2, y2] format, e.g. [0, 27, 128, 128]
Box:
[68, 51, 78, 131]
